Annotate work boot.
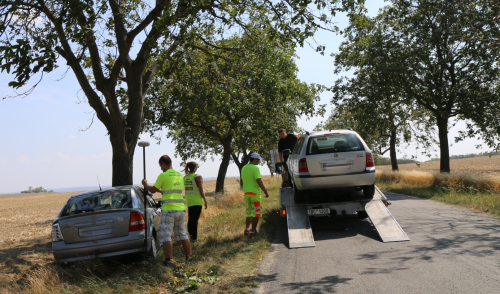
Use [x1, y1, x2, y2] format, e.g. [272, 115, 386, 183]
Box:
[163, 260, 176, 269]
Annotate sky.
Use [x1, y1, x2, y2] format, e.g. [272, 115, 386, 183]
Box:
[0, 0, 491, 193]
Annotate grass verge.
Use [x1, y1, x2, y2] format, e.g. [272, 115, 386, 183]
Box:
[376, 170, 500, 218]
[1, 176, 283, 294]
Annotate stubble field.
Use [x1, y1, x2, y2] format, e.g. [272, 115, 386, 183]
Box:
[0, 175, 280, 293]
[376, 155, 500, 175]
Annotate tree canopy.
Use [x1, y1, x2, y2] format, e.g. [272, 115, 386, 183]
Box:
[142, 29, 322, 192]
[0, 0, 355, 186]
[332, 0, 500, 172]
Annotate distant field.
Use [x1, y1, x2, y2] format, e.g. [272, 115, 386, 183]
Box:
[376, 155, 500, 175]
[0, 175, 277, 293]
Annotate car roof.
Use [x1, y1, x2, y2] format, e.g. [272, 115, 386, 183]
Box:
[69, 185, 140, 199]
[304, 130, 357, 137]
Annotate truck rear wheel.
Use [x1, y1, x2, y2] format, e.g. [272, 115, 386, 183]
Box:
[357, 211, 369, 218]
[363, 184, 375, 198]
[293, 182, 305, 204]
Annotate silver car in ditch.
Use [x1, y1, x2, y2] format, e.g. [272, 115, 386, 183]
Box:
[288, 130, 376, 202]
[51, 186, 161, 263]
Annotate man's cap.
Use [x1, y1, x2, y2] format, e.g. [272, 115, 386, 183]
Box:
[250, 152, 263, 160]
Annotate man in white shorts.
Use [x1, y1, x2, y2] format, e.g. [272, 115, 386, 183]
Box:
[142, 155, 192, 268]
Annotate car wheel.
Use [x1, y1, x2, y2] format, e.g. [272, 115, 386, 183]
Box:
[357, 211, 369, 218]
[293, 182, 305, 204]
[363, 184, 375, 198]
[147, 233, 158, 259]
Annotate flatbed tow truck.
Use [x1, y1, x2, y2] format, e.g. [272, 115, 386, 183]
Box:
[271, 151, 410, 248]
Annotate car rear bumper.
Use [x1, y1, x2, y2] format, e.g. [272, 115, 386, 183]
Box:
[52, 230, 145, 263]
[294, 171, 375, 190]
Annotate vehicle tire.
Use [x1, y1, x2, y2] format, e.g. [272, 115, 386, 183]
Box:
[147, 233, 158, 259]
[293, 182, 305, 204]
[357, 211, 369, 218]
[363, 184, 375, 198]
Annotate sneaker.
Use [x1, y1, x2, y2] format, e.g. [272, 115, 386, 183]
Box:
[250, 231, 259, 237]
[244, 229, 250, 236]
[185, 256, 194, 263]
[163, 260, 176, 269]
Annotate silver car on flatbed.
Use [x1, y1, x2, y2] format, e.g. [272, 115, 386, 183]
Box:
[52, 186, 161, 263]
[288, 130, 376, 202]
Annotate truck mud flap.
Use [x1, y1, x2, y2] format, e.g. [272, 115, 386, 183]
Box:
[286, 206, 315, 248]
[365, 188, 410, 242]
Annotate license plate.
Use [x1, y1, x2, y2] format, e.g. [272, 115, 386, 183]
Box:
[307, 208, 330, 215]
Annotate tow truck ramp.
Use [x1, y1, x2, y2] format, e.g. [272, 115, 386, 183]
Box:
[280, 186, 409, 248]
[280, 188, 315, 248]
[365, 187, 410, 242]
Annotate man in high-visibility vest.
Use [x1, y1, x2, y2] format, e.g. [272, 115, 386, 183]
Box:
[142, 155, 192, 268]
[241, 152, 269, 236]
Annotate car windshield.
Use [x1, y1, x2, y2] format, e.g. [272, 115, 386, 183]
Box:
[61, 190, 132, 216]
[306, 134, 365, 155]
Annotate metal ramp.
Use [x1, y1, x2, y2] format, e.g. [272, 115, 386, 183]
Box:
[364, 187, 410, 242]
[280, 188, 315, 248]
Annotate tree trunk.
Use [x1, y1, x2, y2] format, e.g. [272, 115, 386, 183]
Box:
[437, 116, 450, 173]
[215, 137, 233, 193]
[389, 129, 399, 171]
[109, 132, 136, 186]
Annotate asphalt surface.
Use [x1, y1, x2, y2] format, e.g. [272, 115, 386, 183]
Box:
[255, 191, 500, 293]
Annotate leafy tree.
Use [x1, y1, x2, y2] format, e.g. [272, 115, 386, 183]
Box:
[0, 0, 352, 186]
[142, 31, 322, 192]
[335, 1, 500, 173]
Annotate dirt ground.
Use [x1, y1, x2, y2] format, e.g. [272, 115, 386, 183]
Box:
[376, 155, 500, 176]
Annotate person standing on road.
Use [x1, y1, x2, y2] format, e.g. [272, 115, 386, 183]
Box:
[241, 152, 269, 236]
[184, 161, 208, 242]
[278, 128, 298, 176]
[142, 155, 192, 268]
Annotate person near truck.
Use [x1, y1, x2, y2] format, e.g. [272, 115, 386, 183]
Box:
[183, 161, 208, 242]
[241, 152, 269, 236]
[278, 128, 298, 176]
[142, 155, 192, 268]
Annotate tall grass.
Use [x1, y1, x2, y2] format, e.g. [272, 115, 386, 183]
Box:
[376, 170, 500, 218]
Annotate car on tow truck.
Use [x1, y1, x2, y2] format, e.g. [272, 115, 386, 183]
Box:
[288, 130, 376, 203]
[51, 186, 161, 263]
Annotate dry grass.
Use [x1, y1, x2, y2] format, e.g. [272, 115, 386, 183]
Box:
[376, 170, 500, 192]
[0, 175, 282, 294]
[376, 166, 500, 218]
[376, 155, 500, 176]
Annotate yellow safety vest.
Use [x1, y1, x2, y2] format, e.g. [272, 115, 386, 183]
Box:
[160, 169, 185, 211]
[184, 173, 203, 207]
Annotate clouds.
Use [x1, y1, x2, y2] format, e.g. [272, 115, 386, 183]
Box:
[69, 135, 76, 138]
[17, 156, 29, 163]
[13, 152, 111, 165]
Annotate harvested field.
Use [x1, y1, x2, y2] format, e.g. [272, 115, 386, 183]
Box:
[0, 175, 278, 293]
[376, 155, 500, 176]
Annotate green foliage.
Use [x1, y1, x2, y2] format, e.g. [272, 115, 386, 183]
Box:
[142, 28, 323, 190]
[20, 186, 52, 193]
[427, 151, 500, 162]
[0, 0, 357, 186]
[333, 0, 500, 172]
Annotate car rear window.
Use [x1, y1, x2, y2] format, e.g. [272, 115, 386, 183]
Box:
[306, 134, 365, 155]
[61, 190, 132, 216]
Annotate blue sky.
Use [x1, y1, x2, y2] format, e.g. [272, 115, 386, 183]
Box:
[0, 1, 489, 193]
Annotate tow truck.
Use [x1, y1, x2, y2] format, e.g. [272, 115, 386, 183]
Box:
[270, 149, 410, 248]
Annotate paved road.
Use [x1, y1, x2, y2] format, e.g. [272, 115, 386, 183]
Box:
[255, 191, 500, 293]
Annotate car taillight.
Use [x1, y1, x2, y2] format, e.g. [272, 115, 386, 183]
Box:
[129, 212, 145, 231]
[299, 158, 309, 172]
[366, 152, 374, 168]
[52, 223, 64, 242]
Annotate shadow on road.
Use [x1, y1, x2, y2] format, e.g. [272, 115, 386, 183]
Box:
[281, 275, 353, 293]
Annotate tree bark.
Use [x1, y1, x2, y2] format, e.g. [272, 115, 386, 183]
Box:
[389, 129, 399, 171]
[215, 137, 233, 193]
[437, 116, 451, 173]
[110, 136, 135, 186]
